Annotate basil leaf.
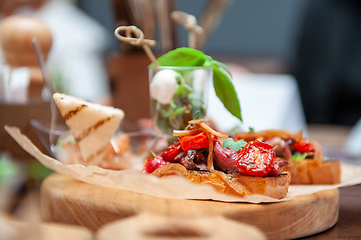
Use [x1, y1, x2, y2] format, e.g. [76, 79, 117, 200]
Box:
[205, 61, 242, 121]
[157, 47, 207, 67]
[213, 59, 233, 78]
[154, 47, 242, 122]
[292, 152, 307, 161]
[205, 56, 232, 78]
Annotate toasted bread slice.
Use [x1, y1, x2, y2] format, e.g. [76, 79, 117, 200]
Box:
[187, 171, 291, 199]
[152, 163, 291, 199]
[53, 93, 124, 165]
[284, 160, 341, 184]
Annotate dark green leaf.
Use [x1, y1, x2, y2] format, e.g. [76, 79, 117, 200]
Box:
[157, 47, 207, 67]
[249, 127, 254, 132]
[205, 61, 242, 121]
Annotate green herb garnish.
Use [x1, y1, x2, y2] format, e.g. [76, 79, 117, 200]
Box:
[249, 127, 254, 132]
[28, 160, 52, 179]
[0, 154, 18, 184]
[150, 150, 157, 158]
[193, 110, 201, 120]
[292, 152, 307, 161]
[229, 126, 240, 135]
[156, 47, 242, 122]
[223, 138, 247, 151]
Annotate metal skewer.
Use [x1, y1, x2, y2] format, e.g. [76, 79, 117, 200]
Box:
[32, 37, 58, 151]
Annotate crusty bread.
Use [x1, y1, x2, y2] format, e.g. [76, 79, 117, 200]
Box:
[284, 160, 341, 184]
[236, 129, 342, 185]
[53, 93, 124, 165]
[152, 163, 291, 199]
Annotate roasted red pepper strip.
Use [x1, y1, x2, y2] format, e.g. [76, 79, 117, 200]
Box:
[179, 131, 217, 152]
[237, 140, 275, 177]
[162, 140, 182, 162]
[293, 138, 315, 153]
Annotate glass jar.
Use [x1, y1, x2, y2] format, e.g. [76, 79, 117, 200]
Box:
[148, 66, 212, 139]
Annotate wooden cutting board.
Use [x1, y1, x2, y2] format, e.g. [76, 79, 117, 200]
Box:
[40, 173, 339, 240]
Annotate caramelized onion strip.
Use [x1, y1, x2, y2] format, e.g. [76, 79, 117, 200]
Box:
[205, 131, 214, 171]
[199, 123, 229, 138]
[188, 119, 209, 125]
[204, 131, 248, 197]
[173, 129, 200, 137]
[236, 129, 302, 141]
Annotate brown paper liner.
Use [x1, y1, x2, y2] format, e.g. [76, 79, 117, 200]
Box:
[5, 126, 361, 203]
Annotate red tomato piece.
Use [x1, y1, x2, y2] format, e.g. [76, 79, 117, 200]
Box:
[293, 138, 315, 153]
[162, 140, 183, 162]
[143, 156, 168, 174]
[237, 140, 275, 177]
[179, 131, 217, 152]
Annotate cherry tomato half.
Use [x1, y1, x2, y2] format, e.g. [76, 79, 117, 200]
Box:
[179, 131, 217, 152]
[143, 156, 168, 174]
[237, 140, 275, 177]
[162, 140, 183, 162]
[293, 138, 315, 153]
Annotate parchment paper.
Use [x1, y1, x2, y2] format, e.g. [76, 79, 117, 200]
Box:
[5, 126, 361, 203]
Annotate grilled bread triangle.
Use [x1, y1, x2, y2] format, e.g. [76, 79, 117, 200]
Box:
[53, 93, 124, 165]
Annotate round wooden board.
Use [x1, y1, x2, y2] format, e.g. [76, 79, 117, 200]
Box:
[40, 173, 339, 240]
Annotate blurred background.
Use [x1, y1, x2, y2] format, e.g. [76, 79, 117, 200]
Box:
[1, 0, 361, 236]
[2, 0, 360, 124]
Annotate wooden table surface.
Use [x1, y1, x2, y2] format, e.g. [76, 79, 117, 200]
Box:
[305, 125, 361, 239]
[302, 184, 361, 239]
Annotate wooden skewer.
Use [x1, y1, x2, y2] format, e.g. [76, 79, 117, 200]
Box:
[171, 11, 203, 49]
[197, 0, 232, 49]
[114, 25, 159, 67]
